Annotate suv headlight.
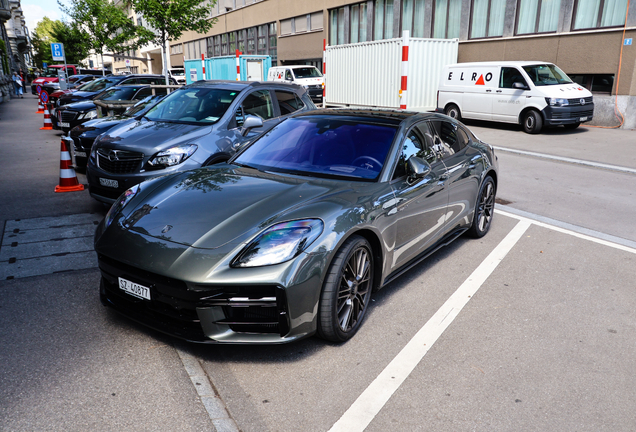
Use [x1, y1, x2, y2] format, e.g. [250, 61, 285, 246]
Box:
[546, 97, 569, 107]
[231, 219, 324, 268]
[79, 110, 98, 120]
[147, 144, 197, 169]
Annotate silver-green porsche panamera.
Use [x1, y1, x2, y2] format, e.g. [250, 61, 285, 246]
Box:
[94, 109, 498, 344]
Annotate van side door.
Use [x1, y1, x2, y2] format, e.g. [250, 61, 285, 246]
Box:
[492, 67, 529, 123]
[461, 68, 496, 121]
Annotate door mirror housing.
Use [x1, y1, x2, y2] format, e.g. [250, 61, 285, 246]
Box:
[512, 81, 529, 90]
[407, 156, 431, 180]
[240, 114, 263, 136]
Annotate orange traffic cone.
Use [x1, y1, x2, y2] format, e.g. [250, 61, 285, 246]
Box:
[40, 106, 53, 130]
[36, 98, 44, 114]
[55, 138, 84, 193]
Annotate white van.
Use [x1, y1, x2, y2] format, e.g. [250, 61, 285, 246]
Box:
[167, 68, 186, 85]
[268, 65, 323, 103]
[437, 61, 594, 133]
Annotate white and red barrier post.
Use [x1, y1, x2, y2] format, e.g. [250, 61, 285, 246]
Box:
[322, 39, 326, 108]
[201, 53, 206, 80]
[400, 31, 409, 110]
[236, 49, 241, 81]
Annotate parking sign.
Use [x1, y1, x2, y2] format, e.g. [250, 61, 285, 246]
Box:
[51, 43, 65, 61]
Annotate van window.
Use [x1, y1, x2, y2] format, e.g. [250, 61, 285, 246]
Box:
[499, 67, 528, 89]
[522, 64, 573, 86]
[285, 70, 293, 81]
[275, 90, 305, 115]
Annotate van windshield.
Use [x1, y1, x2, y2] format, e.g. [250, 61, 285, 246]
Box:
[522, 64, 573, 86]
[292, 67, 323, 79]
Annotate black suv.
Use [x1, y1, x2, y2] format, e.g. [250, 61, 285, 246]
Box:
[57, 74, 177, 107]
[86, 81, 316, 204]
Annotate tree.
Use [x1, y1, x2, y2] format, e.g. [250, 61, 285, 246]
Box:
[31, 18, 90, 69]
[59, 0, 146, 75]
[131, 0, 217, 84]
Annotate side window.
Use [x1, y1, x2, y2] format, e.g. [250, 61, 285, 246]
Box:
[285, 70, 293, 81]
[392, 124, 435, 180]
[134, 88, 153, 100]
[137, 77, 158, 85]
[121, 78, 138, 85]
[500, 67, 527, 89]
[275, 90, 305, 115]
[429, 120, 466, 157]
[241, 90, 274, 120]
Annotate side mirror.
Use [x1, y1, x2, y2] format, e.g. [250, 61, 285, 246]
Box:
[407, 156, 431, 180]
[512, 82, 529, 90]
[240, 114, 263, 136]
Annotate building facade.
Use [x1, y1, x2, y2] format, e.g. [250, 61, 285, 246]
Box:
[170, 0, 635, 128]
[1, 0, 31, 103]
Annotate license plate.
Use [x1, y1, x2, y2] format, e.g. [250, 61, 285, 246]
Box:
[74, 151, 87, 158]
[118, 277, 151, 300]
[59, 122, 70, 128]
[579, 116, 588, 122]
[99, 177, 118, 188]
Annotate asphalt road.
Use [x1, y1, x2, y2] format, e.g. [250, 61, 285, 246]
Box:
[1, 96, 635, 431]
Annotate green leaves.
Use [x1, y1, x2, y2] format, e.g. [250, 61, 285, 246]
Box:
[31, 18, 90, 67]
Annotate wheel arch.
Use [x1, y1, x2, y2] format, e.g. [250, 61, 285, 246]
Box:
[343, 228, 384, 292]
[518, 106, 544, 125]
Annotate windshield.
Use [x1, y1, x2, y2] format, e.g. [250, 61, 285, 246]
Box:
[234, 117, 397, 181]
[42, 68, 62, 77]
[96, 87, 140, 101]
[522, 64, 573, 86]
[170, 69, 185, 76]
[123, 96, 163, 117]
[78, 77, 120, 92]
[292, 67, 323, 79]
[144, 87, 238, 124]
[68, 75, 82, 83]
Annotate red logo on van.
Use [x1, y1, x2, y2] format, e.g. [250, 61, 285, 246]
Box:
[475, 75, 486, 85]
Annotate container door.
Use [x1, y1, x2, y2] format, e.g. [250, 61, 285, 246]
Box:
[246, 60, 263, 81]
[492, 67, 528, 122]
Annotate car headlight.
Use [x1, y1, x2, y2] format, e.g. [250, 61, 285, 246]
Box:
[104, 184, 140, 229]
[231, 219, 324, 268]
[147, 144, 197, 169]
[546, 97, 569, 107]
[79, 110, 97, 120]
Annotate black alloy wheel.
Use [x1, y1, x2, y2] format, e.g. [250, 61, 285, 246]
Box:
[445, 103, 461, 121]
[468, 176, 496, 238]
[318, 236, 373, 342]
[522, 110, 543, 134]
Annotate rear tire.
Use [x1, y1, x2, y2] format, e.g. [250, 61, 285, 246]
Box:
[317, 236, 373, 342]
[522, 110, 543, 134]
[468, 176, 496, 238]
[444, 104, 461, 121]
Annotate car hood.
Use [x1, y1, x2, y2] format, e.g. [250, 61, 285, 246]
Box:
[61, 90, 98, 102]
[60, 100, 96, 112]
[97, 119, 213, 153]
[119, 166, 345, 249]
[72, 116, 130, 135]
[537, 83, 593, 99]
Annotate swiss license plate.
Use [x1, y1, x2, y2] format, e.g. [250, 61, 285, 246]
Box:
[74, 151, 87, 158]
[118, 277, 151, 300]
[59, 122, 70, 128]
[579, 116, 588, 122]
[99, 177, 118, 188]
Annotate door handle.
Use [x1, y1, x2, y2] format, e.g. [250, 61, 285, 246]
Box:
[486, 89, 491, 92]
[496, 90, 502, 93]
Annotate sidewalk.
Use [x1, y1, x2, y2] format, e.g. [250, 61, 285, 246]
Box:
[466, 119, 636, 170]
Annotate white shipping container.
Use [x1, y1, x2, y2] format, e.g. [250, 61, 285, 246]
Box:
[325, 36, 458, 112]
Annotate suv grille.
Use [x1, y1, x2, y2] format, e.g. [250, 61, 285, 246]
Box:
[96, 149, 143, 174]
[59, 111, 78, 122]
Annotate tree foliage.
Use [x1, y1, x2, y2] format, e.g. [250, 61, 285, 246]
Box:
[31, 17, 91, 68]
[58, 0, 147, 73]
[131, 0, 217, 83]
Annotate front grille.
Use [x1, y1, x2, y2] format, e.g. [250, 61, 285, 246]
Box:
[309, 84, 322, 89]
[99, 254, 290, 341]
[552, 109, 594, 120]
[59, 111, 78, 122]
[567, 96, 593, 106]
[96, 149, 143, 174]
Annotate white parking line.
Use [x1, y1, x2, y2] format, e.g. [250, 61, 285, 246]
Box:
[329, 219, 532, 432]
[493, 146, 636, 175]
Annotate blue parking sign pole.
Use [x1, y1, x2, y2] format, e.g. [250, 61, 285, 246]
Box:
[51, 43, 69, 89]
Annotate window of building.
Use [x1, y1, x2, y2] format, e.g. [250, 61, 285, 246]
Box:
[258, 25, 268, 54]
[350, 3, 368, 43]
[269, 23, 277, 64]
[573, 0, 628, 29]
[470, 0, 506, 38]
[570, 73, 614, 93]
[374, 0, 394, 40]
[311, 12, 324, 30]
[282, 12, 324, 37]
[401, 0, 426, 38]
[247, 27, 256, 54]
[170, 44, 183, 55]
[432, 0, 462, 38]
[330, 7, 347, 45]
[229, 32, 236, 54]
[517, 0, 561, 34]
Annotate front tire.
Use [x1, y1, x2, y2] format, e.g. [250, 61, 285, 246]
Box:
[522, 110, 543, 134]
[444, 103, 461, 121]
[468, 176, 496, 238]
[318, 236, 373, 342]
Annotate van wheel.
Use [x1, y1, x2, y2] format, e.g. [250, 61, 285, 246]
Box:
[522, 110, 543, 134]
[444, 104, 461, 121]
[564, 122, 580, 130]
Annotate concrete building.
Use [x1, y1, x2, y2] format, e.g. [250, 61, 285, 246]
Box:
[169, 0, 636, 128]
[1, 0, 31, 103]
